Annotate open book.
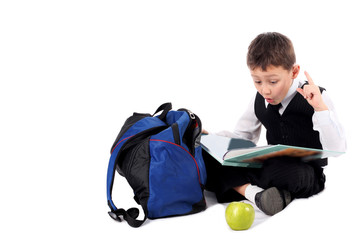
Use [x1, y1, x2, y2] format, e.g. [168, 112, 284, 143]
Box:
[200, 134, 344, 168]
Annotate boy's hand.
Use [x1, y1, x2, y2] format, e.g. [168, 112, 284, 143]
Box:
[202, 129, 209, 135]
[296, 71, 328, 111]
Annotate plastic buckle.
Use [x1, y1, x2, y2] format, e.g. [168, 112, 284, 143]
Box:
[108, 211, 122, 222]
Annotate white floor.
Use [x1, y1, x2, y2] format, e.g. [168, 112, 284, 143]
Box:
[101, 157, 358, 240]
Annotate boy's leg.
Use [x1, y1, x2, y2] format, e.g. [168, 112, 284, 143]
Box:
[234, 183, 292, 216]
[204, 150, 325, 214]
[202, 149, 261, 202]
[259, 157, 325, 198]
[233, 157, 325, 215]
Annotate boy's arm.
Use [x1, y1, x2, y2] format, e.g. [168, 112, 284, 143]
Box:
[217, 95, 262, 144]
[297, 71, 346, 152]
[312, 91, 347, 152]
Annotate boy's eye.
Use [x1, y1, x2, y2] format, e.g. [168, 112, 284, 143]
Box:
[254, 81, 261, 84]
[270, 80, 278, 84]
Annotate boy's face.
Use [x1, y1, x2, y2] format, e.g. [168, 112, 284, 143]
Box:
[250, 65, 300, 105]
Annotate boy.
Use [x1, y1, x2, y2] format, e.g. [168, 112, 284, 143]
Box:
[203, 32, 346, 216]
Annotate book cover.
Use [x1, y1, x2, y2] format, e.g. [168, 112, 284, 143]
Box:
[200, 134, 344, 168]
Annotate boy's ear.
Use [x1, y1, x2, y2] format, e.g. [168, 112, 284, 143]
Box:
[292, 64, 300, 79]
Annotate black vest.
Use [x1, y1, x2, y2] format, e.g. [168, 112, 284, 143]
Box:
[254, 83, 327, 166]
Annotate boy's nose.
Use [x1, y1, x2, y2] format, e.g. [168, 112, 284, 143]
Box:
[262, 86, 271, 96]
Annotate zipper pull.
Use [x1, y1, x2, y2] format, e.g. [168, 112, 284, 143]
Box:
[187, 110, 196, 120]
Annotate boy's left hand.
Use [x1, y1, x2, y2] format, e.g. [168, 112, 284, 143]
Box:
[296, 71, 328, 111]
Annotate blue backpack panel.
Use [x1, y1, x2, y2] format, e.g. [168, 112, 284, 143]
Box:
[106, 103, 207, 227]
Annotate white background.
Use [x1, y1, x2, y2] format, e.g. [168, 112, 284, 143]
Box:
[1, 0, 359, 239]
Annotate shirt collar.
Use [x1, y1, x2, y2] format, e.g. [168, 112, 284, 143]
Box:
[265, 78, 303, 114]
[281, 78, 300, 110]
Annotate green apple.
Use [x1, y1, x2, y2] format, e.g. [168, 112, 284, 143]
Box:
[225, 201, 255, 230]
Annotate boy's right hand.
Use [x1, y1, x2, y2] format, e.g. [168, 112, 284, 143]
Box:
[202, 129, 209, 135]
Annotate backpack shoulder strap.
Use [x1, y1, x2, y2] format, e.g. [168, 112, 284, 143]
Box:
[106, 127, 165, 227]
[108, 207, 147, 228]
[106, 103, 172, 227]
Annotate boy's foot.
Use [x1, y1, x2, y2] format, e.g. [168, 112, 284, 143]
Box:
[255, 187, 292, 216]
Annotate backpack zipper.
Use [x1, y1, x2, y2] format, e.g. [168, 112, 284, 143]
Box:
[177, 109, 201, 155]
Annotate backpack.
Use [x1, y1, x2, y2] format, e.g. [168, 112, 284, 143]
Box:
[106, 103, 207, 227]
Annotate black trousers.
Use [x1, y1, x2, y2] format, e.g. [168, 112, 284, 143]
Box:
[203, 150, 326, 203]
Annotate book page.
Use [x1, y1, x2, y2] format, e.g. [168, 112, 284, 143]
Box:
[200, 134, 255, 161]
[224, 145, 270, 159]
[201, 134, 344, 167]
[241, 148, 320, 163]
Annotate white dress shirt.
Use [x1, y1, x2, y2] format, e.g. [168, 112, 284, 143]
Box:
[217, 78, 347, 153]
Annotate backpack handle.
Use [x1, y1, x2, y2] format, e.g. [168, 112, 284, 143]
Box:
[153, 102, 172, 121]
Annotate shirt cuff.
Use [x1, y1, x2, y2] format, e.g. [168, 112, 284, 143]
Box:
[313, 110, 332, 126]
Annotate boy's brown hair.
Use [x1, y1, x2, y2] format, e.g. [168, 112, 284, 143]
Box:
[247, 32, 296, 71]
